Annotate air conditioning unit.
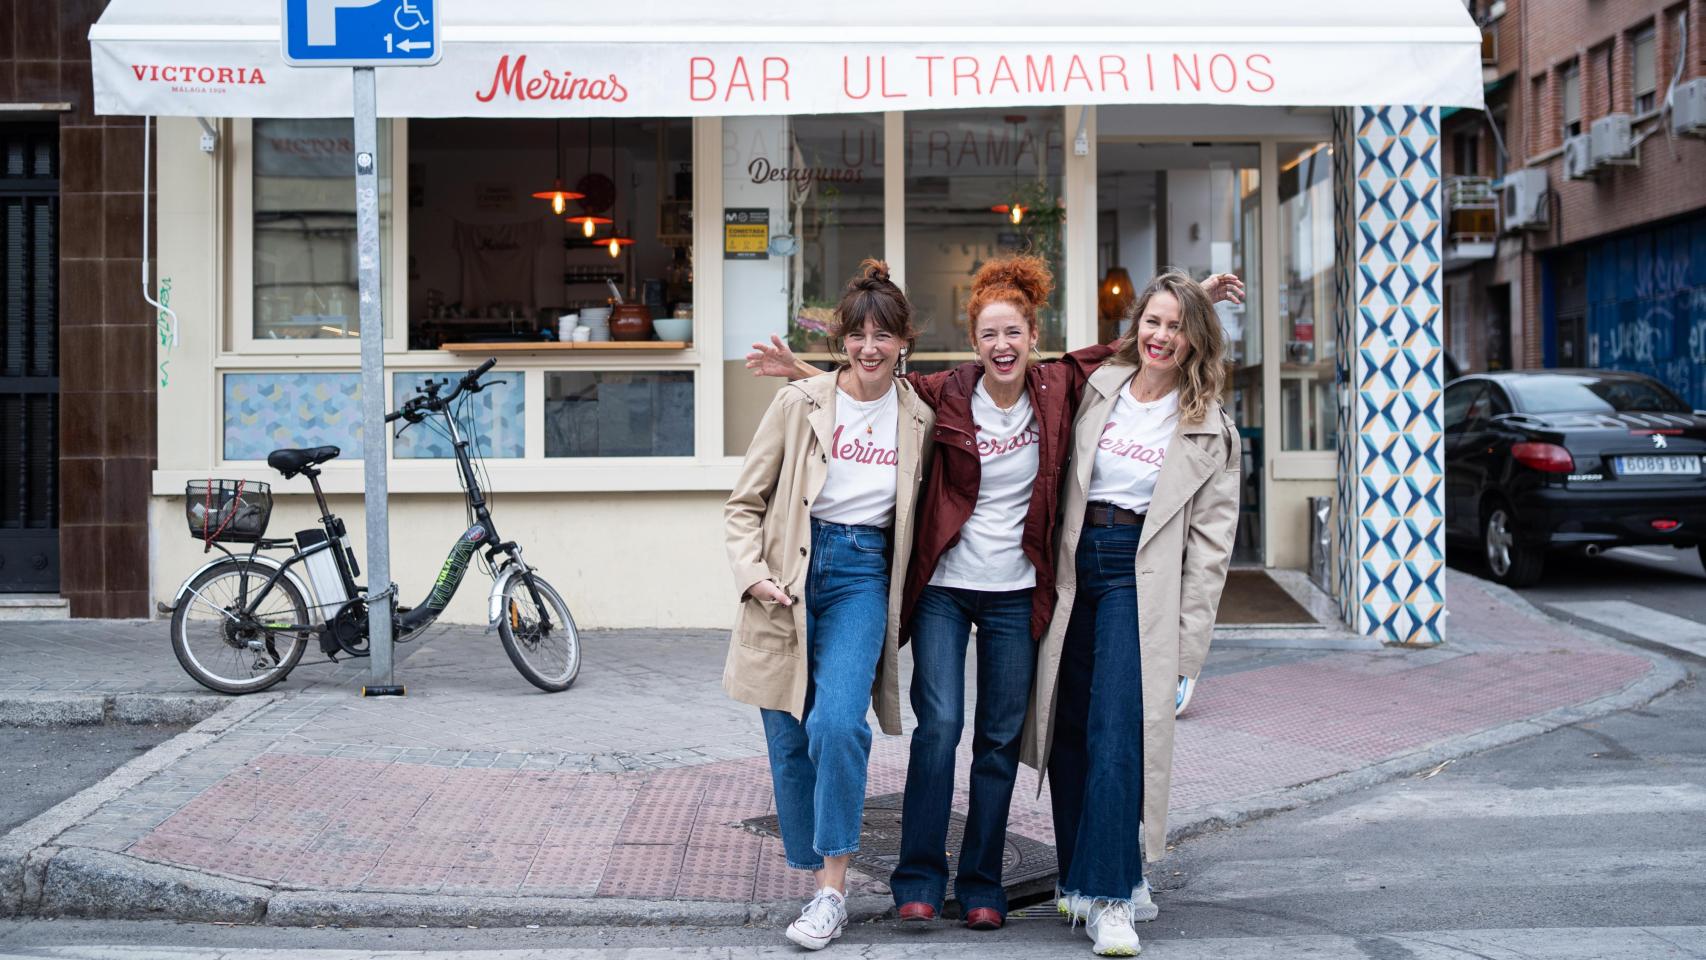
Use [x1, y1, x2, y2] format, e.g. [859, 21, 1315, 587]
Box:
[1589, 113, 1635, 165]
[1500, 168, 1548, 231]
[1673, 78, 1706, 138]
[1563, 134, 1595, 180]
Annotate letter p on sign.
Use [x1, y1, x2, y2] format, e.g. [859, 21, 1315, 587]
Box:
[307, 0, 384, 46]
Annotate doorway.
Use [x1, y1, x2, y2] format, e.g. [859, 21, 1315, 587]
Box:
[1097, 140, 1263, 563]
[0, 123, 60, 592]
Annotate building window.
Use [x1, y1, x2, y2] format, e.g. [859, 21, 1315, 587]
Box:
[719, 113, 885, 456]
[544, 370, 694, 457]
[1562, 62, 1582, 136]
[904, 108, 1066, 360]
[1277, 142, 1337, 453]
[253, 119, 393, 341]
[1633, 26, 1658, 114]
[1453, 132, 1480, 175]
[391, 371, 526, 459]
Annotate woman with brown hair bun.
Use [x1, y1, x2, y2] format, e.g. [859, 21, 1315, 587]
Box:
[748, 258, 1241, 933]
[1028, 270, 1241, 956]
[723, 260, 934, 951]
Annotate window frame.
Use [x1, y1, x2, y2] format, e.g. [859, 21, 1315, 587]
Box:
[1632, 25, 1659, 114]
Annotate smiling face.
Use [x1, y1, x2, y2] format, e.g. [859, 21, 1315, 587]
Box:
[972, 301, 1038, 389]
[841, 316, 903, 392]
[1133, 291, 1193, 376]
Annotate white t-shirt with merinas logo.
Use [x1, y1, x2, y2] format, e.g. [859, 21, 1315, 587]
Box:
[931, 380, 1040, 591]
[811, 385, 900, 528]
[1086, 387, 1179, 514]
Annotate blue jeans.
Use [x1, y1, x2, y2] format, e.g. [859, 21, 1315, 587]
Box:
[760, 519, 891, 870]
[1048, 520, 1145, 901]
[890, 584, 1035, 914]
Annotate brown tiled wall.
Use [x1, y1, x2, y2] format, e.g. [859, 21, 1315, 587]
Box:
[2, 0, 156, 618]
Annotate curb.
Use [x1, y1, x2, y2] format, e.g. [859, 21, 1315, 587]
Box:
[0, 692, 278, 917]
[0, 692, 228, 727]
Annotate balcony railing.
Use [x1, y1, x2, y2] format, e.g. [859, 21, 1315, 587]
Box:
[1444, 175, 1498, 269]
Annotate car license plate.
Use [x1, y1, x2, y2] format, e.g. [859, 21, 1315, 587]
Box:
[1615, 455, 1702, 475]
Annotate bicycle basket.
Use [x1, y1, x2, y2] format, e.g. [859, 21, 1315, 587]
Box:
[185, 480, 273, 544]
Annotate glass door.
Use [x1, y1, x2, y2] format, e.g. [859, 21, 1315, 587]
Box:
[1097, 141, 1263, 563]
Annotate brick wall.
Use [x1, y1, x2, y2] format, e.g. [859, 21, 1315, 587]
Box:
[1, 0, 157, 617]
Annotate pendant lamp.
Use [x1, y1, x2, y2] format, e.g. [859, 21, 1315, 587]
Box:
[600, 119, 635, 258]
[565, 118, 613, 236]
[531, 120, 585, 215]
[990, 115, 1028, 224]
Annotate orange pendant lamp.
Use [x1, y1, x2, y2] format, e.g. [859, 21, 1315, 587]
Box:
[531, 120, 585, 215]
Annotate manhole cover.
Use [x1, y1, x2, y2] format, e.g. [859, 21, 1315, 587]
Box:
[744, 792, 1058, 913]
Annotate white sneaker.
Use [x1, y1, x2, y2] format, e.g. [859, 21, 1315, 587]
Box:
[1086, 898, 1141, 956]
[786, 886, 847, 951]
[1176, 675, 1197, 717]
[1058, 880, 1158, 923]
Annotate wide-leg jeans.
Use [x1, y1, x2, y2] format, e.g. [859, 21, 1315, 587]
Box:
[890, 584, 1035, 914]
[760, 519, 891, 870]
[1048, 520, 1146, 902]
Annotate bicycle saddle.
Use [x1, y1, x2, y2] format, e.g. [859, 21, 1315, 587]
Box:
[267, 445, 342, 478]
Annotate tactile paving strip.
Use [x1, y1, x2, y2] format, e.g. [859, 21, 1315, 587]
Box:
[743, 792, 1058, 912]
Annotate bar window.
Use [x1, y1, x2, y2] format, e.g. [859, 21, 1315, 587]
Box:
[252, 119, 392, 341]
[545, 370, 693, 457]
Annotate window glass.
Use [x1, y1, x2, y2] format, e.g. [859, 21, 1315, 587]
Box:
[904, 108, 1065, 355]
[253, 119, 391, 341]
[721, 114, 884, 456]
[545, 370, 694, 457]
[1633, 28, 1658, 113]
[391, 371, 525, 459]
[1562, 64, 1582, 136]
[1442, 382, 1480, 432]
[1277, 142, 1337, 451]
[1507, 375, 1687, 414]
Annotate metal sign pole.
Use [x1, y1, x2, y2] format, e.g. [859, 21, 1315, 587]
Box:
[353, 65, 399, 696]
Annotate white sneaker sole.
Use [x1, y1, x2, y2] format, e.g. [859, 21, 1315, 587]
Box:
[786, 920, 844, 950]
[1093, 940, 1141, 956]
[1059, 897, 1158, 923]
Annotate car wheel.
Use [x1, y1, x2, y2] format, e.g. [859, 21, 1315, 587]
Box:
[1482, 503, 1544, 587]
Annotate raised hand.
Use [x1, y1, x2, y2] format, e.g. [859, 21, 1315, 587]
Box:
[1202, 273, 1246, 306]
[745, 334, 801, 379]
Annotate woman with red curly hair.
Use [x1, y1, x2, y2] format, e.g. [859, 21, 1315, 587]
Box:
[749, 258, 1239, 931]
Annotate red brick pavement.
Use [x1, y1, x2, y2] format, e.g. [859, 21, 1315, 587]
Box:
[121, 576, 1656, 904]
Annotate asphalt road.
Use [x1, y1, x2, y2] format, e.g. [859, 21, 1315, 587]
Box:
[0, 724, 188, 836]
[2, 659, 1700, 957]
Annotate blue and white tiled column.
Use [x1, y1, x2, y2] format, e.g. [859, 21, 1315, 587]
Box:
[1334, 106, 1447, 647]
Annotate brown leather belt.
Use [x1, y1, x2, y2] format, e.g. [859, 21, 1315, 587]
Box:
[1085, 501, 1145, 527]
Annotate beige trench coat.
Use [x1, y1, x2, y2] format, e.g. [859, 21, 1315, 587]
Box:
[1021, 362, 1241, 862]
[722, 372, 935, 737]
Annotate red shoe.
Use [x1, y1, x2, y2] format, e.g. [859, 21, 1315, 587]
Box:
[964, 907, 1005, 930]
[896, 901, 937, 923]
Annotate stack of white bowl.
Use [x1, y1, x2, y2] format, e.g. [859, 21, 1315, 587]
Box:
[580, 306, 612, 342]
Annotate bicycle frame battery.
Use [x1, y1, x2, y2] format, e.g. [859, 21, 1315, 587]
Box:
[296, 527, 352, 610]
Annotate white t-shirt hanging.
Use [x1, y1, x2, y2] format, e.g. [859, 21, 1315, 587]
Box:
[812, 384, 900, 528]
[932, 381, 1040, 591]
[1086, 387, 1180, 515]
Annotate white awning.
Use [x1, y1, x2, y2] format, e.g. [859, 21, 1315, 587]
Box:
[90, 0, 1485, 118]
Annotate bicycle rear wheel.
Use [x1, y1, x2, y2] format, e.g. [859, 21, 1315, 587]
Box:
[171, 560, 311, 695]
[497, 572, 580, 692]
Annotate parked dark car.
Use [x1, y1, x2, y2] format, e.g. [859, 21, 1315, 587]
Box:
[1443, 370, 1706, 586]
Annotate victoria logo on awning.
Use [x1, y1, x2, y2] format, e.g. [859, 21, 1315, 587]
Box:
[474, 55, 628, 104]
[130, 64, 268, 90]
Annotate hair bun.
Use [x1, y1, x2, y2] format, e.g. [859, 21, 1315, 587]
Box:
[972, 255, 1053, 309]
[854, 258, 892, 290]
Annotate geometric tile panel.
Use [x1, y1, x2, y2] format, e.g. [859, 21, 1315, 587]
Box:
[223, 372, 363, 462]
[391, 371, 526, 459]
[1349, 105, 1447, 646]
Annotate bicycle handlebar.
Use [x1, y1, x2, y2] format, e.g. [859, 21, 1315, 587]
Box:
[384, 359, 497, 423]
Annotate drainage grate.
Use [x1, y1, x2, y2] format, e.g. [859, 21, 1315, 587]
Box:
[743, 792, 1058, 913]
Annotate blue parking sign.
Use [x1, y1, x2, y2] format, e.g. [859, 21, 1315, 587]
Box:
[282, 0, 442, 67]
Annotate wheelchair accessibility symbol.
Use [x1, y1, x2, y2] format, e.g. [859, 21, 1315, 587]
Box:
[394, 0, 428, 31]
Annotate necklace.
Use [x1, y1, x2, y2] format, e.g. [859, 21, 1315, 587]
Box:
[845, 387, 888, 435]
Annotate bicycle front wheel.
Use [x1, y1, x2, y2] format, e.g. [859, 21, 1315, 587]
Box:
[497, 572, 581, 692]
[171, 560, 311, 695]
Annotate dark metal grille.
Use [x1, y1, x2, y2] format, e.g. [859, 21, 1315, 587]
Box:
[0, 123, 60, 591]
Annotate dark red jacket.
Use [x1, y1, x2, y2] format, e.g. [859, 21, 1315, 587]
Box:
[900, 344, 1114, 644]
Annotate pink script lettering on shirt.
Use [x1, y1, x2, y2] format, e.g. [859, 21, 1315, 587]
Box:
[1098, 422, 1166, 465]
[831, 425, 900, 466]
[977, 424, 1041, 459]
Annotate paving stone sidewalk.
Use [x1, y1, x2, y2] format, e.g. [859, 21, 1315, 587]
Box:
[0, 569, 1680, 924]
